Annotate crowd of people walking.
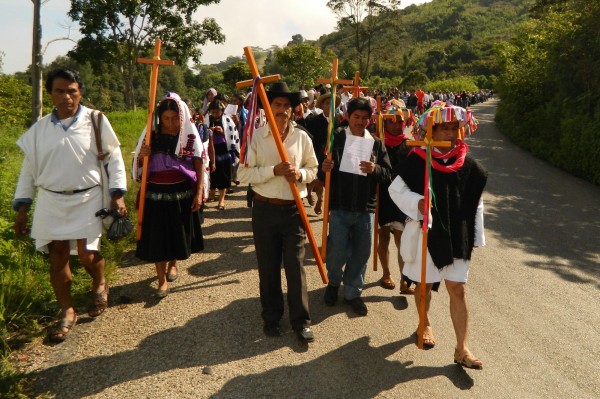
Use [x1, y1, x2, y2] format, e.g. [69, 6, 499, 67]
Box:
[12, 67, 490, 370]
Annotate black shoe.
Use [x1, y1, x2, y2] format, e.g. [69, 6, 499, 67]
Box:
[295, 327, 315, 343]
[324, 285, 339, 306]
[263, 322, 282, 337]
[344, 297, 368, 316]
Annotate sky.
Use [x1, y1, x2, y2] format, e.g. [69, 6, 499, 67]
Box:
[0, 0, 431, 74]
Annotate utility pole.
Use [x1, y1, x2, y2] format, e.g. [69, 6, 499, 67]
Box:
[31, 0, 43, 124]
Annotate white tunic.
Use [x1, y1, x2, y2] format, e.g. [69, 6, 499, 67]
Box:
[13, 105, 127, 254]
[388, 175, 485, 283]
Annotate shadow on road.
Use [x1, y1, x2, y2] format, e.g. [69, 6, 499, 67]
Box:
[32, 288, 473, 398]
[467, 101, 600, 288]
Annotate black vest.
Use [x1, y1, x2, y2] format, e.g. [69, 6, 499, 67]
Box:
[398, 152, 488, 268]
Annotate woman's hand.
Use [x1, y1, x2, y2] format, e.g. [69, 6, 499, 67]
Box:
[191, 190, 203, 212]
[138, 144, 151, 165]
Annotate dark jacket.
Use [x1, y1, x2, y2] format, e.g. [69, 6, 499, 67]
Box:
[398, 152, 488, 268]
[318, 128, 392, 213]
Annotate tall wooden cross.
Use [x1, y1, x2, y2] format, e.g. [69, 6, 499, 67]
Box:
[405, 116, 451, 349]
[135, 39, 175, 240]
[236, 46, 328, 284]
[315, 58, 352, 260]
[371, 97, 406, 271]
[342, 71, 368, 98]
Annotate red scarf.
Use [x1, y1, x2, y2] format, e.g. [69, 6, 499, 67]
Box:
[384, 131, 408, 147]
[410, 140, 468, 173]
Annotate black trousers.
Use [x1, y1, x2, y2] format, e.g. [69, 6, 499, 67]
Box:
[251, 200, 310, 330]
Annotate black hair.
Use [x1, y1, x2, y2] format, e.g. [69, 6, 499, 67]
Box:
[45, 68, 85, 95]
[157, 99, 179, 117]
[207, 99, 225, 111]
[346, 97, 372, 117]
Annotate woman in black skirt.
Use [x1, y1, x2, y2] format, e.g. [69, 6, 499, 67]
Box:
[206, 99, 239, 210]
[132, 93, 205, 297]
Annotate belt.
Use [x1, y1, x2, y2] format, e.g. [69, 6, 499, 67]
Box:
[253, 193, 296, 206]
[44, 185, 98, 195]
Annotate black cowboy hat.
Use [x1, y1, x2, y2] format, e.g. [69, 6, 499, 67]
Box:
[258, 81, 301, 108]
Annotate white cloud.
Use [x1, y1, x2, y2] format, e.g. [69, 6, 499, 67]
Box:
[1, 0, 431, 74]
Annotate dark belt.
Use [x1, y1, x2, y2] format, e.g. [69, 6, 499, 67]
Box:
[253, 193, 296, 206]
[44, 185, 98, 195]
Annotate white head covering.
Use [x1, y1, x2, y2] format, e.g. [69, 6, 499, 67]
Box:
[132, 92, 205, 180]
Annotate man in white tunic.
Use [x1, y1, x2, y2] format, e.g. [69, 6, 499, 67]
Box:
[13, 68, 127, 342]
[388, 101, 486, 369]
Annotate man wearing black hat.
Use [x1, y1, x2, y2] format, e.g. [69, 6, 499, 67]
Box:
[238, 82, 319, 342]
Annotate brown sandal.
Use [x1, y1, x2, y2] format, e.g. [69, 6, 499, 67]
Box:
[421, 326, 436, 349]
[49, 314, 77, 343]
[379, 276, 396, 290]
[88, 280, 109, 317]
[314, 198, 322, 215]
[454, 349, 483, 370]
[399, 280, 415, 295]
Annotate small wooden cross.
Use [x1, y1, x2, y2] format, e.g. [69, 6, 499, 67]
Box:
[135, 39, 175, 240]
[315, 58, 352, 260]
[406, 116, 452, 349]
[236, 46, 328, 284]
[342, 71, 368, 97]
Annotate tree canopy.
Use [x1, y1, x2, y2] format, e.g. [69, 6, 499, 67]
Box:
[67, 0, 225, 109]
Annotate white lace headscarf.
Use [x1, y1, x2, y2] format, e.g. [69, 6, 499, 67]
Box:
[132, 92, 205, 180]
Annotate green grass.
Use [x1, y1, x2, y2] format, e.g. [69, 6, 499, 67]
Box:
[0, 109, 149, 397]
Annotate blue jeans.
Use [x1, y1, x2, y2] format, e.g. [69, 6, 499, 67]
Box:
[326, 209, 374, 299]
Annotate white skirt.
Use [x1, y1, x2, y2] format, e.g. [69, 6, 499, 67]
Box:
[401, 229, 470, 284]
[31, 186, 103, 254]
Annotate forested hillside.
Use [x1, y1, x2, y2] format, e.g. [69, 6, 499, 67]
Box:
[319, 0, 532, 87]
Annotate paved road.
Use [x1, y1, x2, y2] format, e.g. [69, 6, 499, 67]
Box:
[29, 100, 600, 398]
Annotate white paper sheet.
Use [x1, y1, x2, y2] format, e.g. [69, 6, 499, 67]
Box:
[339, 135, 374, 176]
[224, 104, 238, 116]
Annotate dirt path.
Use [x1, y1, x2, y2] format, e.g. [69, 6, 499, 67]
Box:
[26, 100, 600, 398]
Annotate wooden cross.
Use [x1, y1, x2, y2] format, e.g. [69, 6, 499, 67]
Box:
[315, 58, 352, 260]
[371, 97, 404, 271]
[236, 46, 328, 284]
[405, 116, 452, 349]
[135, 39, 175, 240]
[342, 71, 368, 98]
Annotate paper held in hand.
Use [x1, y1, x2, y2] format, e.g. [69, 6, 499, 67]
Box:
[339, 134, 375, 176]
[224, 104, 238, 116]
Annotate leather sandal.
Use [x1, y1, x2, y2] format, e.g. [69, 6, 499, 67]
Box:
[49, 314, 77, 343]
[88, 280, 109, 317]
[421, 326, 436, 349]
[379, 276, 396, 290]
[454, 349, 483, 370]
[314, 198, 322, 215]
[399, 280, 415, 295]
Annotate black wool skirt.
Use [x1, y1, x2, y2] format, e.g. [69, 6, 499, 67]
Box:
[136, 180, 204, 262]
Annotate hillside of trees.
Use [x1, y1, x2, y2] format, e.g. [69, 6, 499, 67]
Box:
[1, 0, 597, 183]
[2, 0, 530, 123]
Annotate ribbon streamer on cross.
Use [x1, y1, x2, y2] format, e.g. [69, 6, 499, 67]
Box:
[236, 46, 328, 284]
[135, 40, 175, 240]
[315, 58, 352, 260]
[405, 116, 451, 349]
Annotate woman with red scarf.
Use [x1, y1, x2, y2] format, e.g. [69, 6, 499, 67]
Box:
[388, 101, 487, 370]
[376, 100, 416, 295]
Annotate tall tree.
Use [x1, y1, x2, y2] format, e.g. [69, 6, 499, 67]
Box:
[326, 0, 400, 77]
[274, 43, 334, 89]
[68, 0, 225, 110]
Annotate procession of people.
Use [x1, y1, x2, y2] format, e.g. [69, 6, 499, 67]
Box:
[12, 66, 490, 370]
